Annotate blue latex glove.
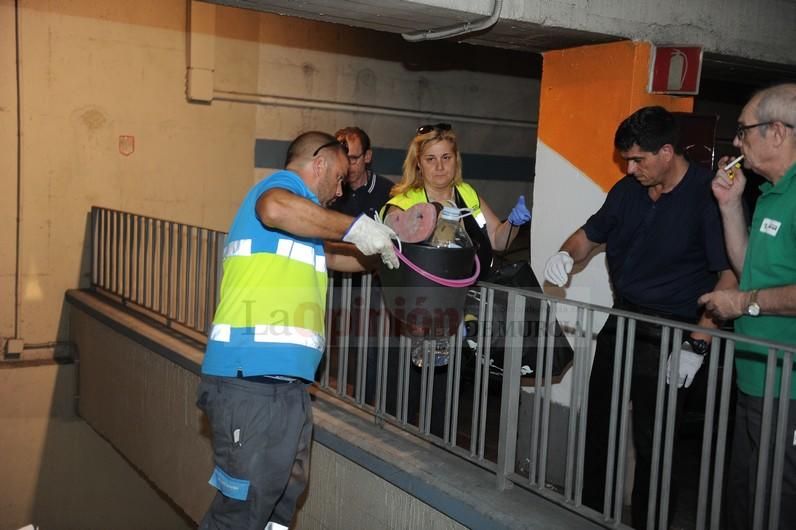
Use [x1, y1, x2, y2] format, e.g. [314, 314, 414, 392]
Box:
[508, 195, 531, 225]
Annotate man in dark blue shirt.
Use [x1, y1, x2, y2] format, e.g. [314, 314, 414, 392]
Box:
[543, 106, 736, 528]
[330, 126, 393, 219]
[328, 126, 394, 406]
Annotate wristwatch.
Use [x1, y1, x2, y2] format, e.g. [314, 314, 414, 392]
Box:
[745, 289, 761, 317]
[684, 336, 710, 356]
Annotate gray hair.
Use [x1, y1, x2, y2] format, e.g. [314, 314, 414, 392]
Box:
[752, 83, 796, 136]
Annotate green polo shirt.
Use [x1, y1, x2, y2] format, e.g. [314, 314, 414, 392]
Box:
[735, 163, 796, 398]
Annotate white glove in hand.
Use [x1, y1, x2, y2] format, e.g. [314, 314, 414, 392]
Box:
[343, 214, 399, 269]
[666, 347, 704, 388]
[544, 251, 574, 287]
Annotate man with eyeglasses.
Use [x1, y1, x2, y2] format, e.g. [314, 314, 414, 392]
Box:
[326, 127, 396, 406]
[543, 106, 736, 528]
[330, 126, 393, 219]
[698, 83, 796, 530]
[197, 131, 399, 530]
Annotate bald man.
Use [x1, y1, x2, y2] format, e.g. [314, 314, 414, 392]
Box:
[197, 131, 398, 530]
[699, 83, 796, 530]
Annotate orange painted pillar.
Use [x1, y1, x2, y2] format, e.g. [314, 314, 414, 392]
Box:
[530, 40, 694, 308]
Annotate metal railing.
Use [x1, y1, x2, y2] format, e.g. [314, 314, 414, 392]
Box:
[91, 207, 225, 335]
[89, 206, 794, 530]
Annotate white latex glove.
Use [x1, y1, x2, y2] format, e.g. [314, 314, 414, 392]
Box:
[666, 347, 704, 388]
[342, 214, 399, 269]
[544, 251, 574, 287]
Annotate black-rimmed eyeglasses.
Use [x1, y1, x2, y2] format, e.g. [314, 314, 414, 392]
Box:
[736, 121, 794, 140]
[347, 153, 365, 164]
[416, 123, 452, 135]
[313, 139, 348, 157]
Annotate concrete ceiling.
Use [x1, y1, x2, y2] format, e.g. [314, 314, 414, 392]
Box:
[205, 0, 622, 52]
[204, 0, 796, 95]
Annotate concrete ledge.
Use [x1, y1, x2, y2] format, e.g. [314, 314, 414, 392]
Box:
[66, 289, 600, 529]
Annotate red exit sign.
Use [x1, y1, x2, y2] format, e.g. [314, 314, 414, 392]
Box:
[649, 46, 703, 95]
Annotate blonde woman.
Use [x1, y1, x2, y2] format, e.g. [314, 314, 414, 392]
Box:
[383, 123, 530, 276]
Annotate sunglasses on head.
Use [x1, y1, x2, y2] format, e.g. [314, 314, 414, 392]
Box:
[313, 139, 348, 157]
[416, 123, 452, 135]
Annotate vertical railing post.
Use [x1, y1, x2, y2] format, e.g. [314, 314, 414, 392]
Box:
[710, 340, 735, 530]
[90, 207, 98, 287]
[769, 351, 793, 530]
[496, 290, 525, 490]
[753, 348, 779, 530]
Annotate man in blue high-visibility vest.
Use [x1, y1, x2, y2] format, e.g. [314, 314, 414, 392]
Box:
[197, 131, 398, 530]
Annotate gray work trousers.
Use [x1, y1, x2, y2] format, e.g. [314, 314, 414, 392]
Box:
[197, 375, 313, 530]
[727, 390, 796, 530]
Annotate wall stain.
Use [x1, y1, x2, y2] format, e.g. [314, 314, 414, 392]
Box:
[80, 108, 107, 130]
[302, 63, 316, 94]
[416, 77, 431, 109]
[354, 68, 377, 99]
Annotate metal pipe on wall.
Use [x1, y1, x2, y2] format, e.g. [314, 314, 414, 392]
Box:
[402, 0, 503, 43]
[213, 89, 536, 130]
[7, 0, 24, 357]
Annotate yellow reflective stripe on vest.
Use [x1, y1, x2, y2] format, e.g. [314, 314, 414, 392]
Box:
[213, 253, 327, 333]
[455, 183, 486, 228]
[385, 187, 427, 211]
[385, 183, 485, 228]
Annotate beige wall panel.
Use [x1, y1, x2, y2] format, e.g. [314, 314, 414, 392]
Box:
[12, 0, 260, 345]
[214, 5, 260, 93]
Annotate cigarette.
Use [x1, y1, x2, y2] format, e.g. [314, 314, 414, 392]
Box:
[723, 154, 744, 172]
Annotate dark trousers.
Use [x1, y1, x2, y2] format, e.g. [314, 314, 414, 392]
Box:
[726, 390, 796, 530]
[197, 375, 313, 530]
[582, 314, 687, 529]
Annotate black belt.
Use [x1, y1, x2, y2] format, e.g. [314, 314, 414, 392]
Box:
[236, 372, 299, 384]
[613, 296, 692, 324]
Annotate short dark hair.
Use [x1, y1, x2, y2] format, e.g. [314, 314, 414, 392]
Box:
[334, 126, 371, 153]
[285, 131, 342, 166]
[614, 106, 682, 154]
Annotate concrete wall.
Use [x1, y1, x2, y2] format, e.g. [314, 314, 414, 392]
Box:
[244, 10, 538, 210]
[0, 0, 538, 356]
[0, 362, 194, 530]
[66, 291, 473, 529]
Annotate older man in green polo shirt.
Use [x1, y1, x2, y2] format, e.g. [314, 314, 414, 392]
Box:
[699, 83, 796, 530]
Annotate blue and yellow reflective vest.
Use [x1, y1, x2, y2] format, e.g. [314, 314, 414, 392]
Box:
[202, 170, 328, 381]
[383, 182, 486, 229]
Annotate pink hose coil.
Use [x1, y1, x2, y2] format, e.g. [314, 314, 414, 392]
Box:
[394, 246, 480, 288]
